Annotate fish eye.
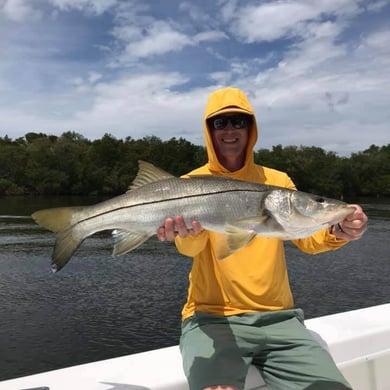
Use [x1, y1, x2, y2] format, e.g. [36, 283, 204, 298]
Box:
[315, 197, 325, 203]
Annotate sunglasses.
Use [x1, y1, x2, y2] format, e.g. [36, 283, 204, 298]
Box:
[209, 115, 252, 130]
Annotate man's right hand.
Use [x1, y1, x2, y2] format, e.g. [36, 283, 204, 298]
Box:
[157, 216, 202, 241]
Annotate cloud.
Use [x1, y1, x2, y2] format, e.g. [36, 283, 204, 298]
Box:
[194, 30, 228, 43]
[0, 0, 389, 156]
[111, 12, 227, 66]
[361, 29, 390, 53]
[219, 1, 390, 155]
[225, 0, 360, 42]
[120, 21, 193, 60]
[0, 0, 117, 20]
[47, 0, 117, 14]
[1, 0, 40, 21]
[365, 0, 390, 12]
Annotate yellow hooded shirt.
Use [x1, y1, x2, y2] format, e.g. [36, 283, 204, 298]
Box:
[176, 87, 347, 321]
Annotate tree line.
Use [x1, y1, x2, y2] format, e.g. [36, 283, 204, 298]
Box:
[0, 132, 389, 199]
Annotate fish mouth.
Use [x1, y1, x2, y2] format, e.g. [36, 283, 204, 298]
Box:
[327, 205, 357, 226]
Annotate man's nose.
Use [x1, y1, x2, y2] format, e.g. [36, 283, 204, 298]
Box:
[223, 120, 235, 131]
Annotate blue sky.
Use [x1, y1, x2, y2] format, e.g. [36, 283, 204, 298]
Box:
[1, 0, 389, 155]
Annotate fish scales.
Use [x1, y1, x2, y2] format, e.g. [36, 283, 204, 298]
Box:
[32, 161, 355, 272]
[81, 177, 268, 230]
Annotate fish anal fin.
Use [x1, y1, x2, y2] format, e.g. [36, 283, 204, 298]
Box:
[128, 161, 175, 192]
[112, 230, 151, 256]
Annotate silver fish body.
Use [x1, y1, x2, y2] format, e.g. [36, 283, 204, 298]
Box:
[32, 161, 355, 272]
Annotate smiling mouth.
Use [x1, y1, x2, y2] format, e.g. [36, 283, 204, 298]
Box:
[222, 137, 239, 143]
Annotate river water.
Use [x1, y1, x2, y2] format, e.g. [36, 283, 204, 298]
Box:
[0, 196, 389, 381]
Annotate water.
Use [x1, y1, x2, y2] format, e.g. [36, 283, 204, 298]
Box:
[0, 197, 389, 381]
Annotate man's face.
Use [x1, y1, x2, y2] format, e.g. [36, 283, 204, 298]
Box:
[209, 114, 250, 162]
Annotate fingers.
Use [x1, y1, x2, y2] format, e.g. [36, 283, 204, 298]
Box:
[335, 204, 368, 241]
[157, 216, 202, 242]
[191, 220, 202, 235]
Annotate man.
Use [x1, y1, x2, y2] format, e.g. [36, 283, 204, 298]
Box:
[157, 87, 368, 390]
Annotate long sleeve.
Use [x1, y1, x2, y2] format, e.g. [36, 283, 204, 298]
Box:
[292, 227, 348, 254]
[175, 230, 209, 257]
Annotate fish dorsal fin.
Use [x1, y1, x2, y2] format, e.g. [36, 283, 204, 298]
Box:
[128, 161, 175, 192]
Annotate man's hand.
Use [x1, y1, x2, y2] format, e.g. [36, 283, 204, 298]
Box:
[333, 204, 368, 241]
[157, 216, 202, 242]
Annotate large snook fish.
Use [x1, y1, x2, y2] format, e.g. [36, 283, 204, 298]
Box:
[32, 161, 355, 272]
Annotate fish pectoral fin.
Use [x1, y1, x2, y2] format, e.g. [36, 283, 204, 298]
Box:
[225, 225, 257, 253]
[214, 226, 257, 260]
[112, 230, 151, 256]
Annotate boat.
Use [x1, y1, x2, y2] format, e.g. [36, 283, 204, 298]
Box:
[1, 303, 389, 390]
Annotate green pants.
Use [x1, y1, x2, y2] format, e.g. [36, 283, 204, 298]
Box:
[180, 310, 351, 390]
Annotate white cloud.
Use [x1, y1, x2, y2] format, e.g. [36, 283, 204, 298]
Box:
[234, 2, 317, 42]
[227, 0, 361, 42]
[47, 0, 117, 14]
[1, 0, 40, 21]
[0, 0, 117, 20]
[194, 30, 228, 43]
[121, 21, 193, 60]
[361, 29, 390, 53]
[365, 0, 390, 12]
[57, 73, 208, 143]
[87, 71, 103, 84]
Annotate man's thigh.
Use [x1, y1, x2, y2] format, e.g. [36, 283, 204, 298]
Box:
[180, 314, 253, 390]
[256, 317, 351, 390]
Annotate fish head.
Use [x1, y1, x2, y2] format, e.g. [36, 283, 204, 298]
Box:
[263, 189, 356, 232]
[289, 191, 356, 227]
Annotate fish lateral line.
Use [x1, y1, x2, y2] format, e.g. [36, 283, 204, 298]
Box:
[70, 187, 273, 228]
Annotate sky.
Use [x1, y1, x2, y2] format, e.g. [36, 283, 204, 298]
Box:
[0, 0, 389, 156]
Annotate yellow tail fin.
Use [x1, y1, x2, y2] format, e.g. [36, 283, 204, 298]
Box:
[32, 207, 85, 272]
[32, 207, 76, 233]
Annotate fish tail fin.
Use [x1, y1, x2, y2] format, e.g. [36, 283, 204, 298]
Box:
[51, 229, 84, 272]
[32, 207, 76, 233]
[32, 207, 85, 272]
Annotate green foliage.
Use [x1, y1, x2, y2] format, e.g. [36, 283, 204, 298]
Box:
[255, 145, 344, 197]
[349, 144, 390, 197]
[0, 133, 388, 198]
[254, 143, 389, 198]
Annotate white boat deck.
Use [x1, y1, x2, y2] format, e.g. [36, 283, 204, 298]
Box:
[1, 304, 389, 390]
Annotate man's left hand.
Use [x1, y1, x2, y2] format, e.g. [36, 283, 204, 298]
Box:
[333, 204, 368, 241]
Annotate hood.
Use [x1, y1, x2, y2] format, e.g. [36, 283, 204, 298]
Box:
[203, 87, 258, 178]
